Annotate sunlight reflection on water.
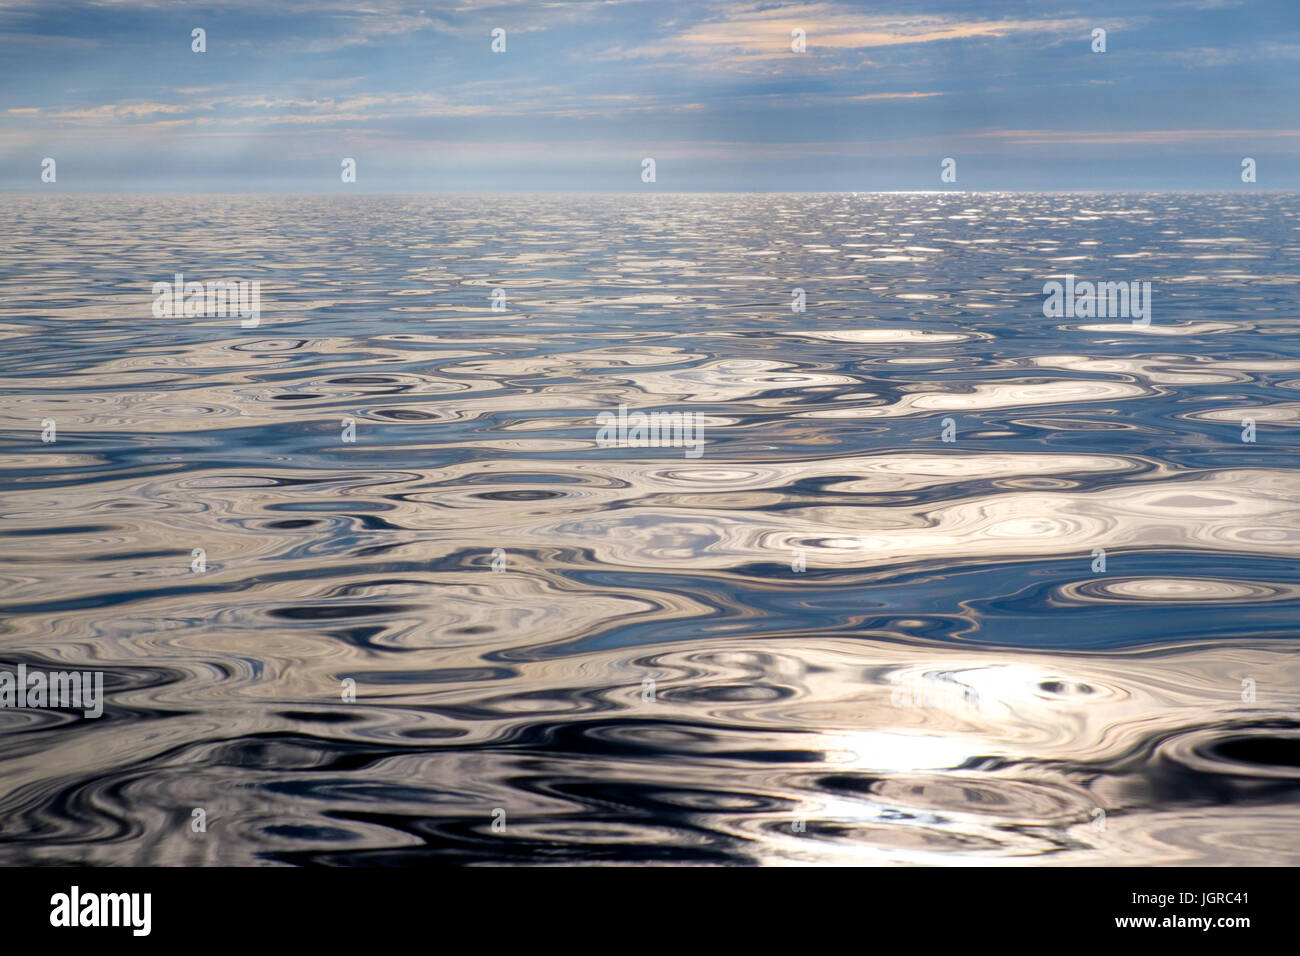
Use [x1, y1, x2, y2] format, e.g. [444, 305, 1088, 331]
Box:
[0, 192, 1298, 864]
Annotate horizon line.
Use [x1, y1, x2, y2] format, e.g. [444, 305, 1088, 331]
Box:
[2, 188, 1294, 197]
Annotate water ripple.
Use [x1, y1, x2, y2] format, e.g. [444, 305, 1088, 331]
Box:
[1, 193, 1298, 864]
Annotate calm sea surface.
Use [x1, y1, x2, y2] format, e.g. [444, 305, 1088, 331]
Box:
[1, 193, 1299, 865]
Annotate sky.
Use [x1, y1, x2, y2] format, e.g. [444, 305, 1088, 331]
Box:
[0, 0, 1297, 191]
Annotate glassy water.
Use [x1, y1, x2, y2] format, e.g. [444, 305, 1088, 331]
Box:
[1, 192, 1299, 865]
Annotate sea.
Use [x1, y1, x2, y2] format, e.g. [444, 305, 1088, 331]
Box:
[0, 191, 1297, 864]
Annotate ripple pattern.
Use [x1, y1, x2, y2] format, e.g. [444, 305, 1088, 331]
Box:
[1, 193, 1298, 865]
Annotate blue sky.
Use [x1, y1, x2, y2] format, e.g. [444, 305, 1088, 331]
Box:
[1, 0, 1297, 191]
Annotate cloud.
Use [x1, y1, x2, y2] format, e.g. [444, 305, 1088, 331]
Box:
[3, 85, 719, 131]
[850, 91, 946, 101]
[977, 128, 1300, 146]
[598, 3, 1108, 66]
